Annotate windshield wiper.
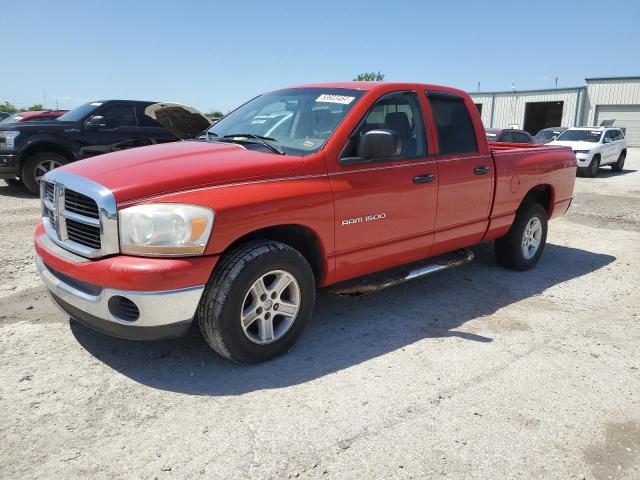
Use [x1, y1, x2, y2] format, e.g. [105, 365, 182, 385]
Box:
[222, 133, 285, 155]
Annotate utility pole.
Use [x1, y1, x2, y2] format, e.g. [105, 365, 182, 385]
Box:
[555, 76, 558, 88]
[43, 88, 46, 109]
[477, 82, 481, 92]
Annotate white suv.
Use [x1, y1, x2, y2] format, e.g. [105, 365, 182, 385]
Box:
[550, 127, 628, 177]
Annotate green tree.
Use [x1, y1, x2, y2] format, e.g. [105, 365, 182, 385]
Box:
[205, 109, 224, 119]
[0, 101, 19, 113]
[26, 104, 44, 111]
[353, 71, 385, 82]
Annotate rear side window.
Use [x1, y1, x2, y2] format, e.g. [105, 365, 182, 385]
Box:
[500, 132, 514, 143]
[428, 93, 477, 155]
[513, 132, 530, 143]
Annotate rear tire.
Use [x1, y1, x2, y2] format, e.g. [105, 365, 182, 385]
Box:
[586, 155, 600, 178]
[495, 202, 548, 271]
[197, 240, 316, 363]
[22, 152, 67, 195]
[612, 150, 626, 172]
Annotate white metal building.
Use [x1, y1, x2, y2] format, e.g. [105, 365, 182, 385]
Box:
[470, 76, 640, 146]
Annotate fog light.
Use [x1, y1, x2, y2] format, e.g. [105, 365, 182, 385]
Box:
[108, 296, 140, 322]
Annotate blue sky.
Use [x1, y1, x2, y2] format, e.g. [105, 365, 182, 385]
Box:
[2, 0, 639, 113]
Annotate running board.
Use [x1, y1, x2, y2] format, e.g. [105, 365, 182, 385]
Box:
[330, 248, 474, 297]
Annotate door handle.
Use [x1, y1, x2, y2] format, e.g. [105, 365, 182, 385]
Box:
[474, 166, 490, 175]
[413, 174, 436, 184]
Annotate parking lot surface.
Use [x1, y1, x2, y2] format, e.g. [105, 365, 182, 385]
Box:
[1, 150, 639, 479]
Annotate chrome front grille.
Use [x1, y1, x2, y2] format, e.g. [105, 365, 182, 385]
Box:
[40, 170, 119, 259]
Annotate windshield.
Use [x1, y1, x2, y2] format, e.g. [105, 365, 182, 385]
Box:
[556, 129, 602, 143]
[206, 88, 364, 155]
[57, 102, 103, 122]
[0, 114, 23, 124]
[535, 129, 562, 139]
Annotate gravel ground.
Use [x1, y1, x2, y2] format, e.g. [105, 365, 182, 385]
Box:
[1, 150, 639, 479]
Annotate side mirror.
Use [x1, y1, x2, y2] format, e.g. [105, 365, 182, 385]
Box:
[603, 137, 612, 144]
[340, 130, 401, 166]
[85, 115, 106, 130]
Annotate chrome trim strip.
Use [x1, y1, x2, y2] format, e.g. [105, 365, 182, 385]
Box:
[37, 256, 204, 327]
[37, 234, 89, 263]
[41, 170, 119, 258]
[63, 210, 101, 227]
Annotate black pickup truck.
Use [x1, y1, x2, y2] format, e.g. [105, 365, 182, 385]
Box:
[0, 100, 211, 193]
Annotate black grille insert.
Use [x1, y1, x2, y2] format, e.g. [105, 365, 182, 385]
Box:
[65, 190, 100, 219]
[66, 218, 101, 249]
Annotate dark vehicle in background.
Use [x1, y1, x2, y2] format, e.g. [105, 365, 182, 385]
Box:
[0, 112, 10, 122]
[533, 127, 567, 144]
[0, 100, 211, 193]
[485, 128, 535, 143]
[0, 110, 68, 124]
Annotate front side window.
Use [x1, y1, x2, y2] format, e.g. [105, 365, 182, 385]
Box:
[428, 93, 477, 155]
[97, 105, 137, 128]
[207, 88, 364, 155]
[341, 91, 427, 160]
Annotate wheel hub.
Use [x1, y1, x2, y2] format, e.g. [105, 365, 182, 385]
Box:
[240, 270, 301, 345]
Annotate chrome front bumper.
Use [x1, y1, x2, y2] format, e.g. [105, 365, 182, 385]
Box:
[37, 255, 205, 340]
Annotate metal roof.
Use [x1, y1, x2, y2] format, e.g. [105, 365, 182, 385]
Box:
[585, 75, 640, 81]
[470, 86, 584, 95]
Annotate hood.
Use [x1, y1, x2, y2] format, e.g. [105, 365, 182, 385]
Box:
[62, 140, 306, 203]
[550, 140, 598, 150]
[0, 120, 79, 131]
[144, 103, 212, 139]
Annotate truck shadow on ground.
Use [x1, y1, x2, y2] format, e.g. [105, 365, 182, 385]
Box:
[0, 183, 36, 199]
[72, 242, 615, 395]
[593, 168, 636, 178]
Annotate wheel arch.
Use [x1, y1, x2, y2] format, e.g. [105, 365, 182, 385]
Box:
[21, 141, 75, 166]
[518, 184, 554, 217]
[223, 224, 326, 285]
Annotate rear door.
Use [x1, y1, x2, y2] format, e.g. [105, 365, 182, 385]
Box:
[329, 91, 438, 277]
[426, 91, 494, 253]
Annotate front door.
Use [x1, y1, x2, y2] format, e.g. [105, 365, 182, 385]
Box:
[426, 91, 494, 254]
[80, 103, 141, 158]
[329, 91, 438, 281]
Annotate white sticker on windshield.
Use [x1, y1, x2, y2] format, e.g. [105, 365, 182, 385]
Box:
[590, 131, 600, 135]
[316, 94, 355, 105]
[90, 102, 103, 106]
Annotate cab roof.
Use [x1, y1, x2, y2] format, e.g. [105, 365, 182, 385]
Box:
[282, 82, 469, 96]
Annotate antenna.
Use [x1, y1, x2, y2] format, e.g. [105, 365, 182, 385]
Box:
[43, 88, 46, 109]
[477, 82, 480, 92]
[555, 76, 558, 88]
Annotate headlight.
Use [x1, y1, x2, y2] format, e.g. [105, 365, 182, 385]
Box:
[0, 131, 20, 149]
[574, 150, 590, 154]
[119, 203, 214, 256]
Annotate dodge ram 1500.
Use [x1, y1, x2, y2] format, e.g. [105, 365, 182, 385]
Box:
[35, 82, 576, 362]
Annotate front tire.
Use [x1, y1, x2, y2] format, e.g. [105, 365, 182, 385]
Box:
[586, 155, 600, 178]
[612, 150, 626, 172]
[495, 203, 548, 271]
[22, 152, 68, 195]
[197, 240, 316, 363]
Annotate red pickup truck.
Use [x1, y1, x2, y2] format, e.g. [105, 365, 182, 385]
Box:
[35, 82, 576, 362]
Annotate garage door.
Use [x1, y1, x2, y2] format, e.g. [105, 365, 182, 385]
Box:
[595, 104, 640, 146]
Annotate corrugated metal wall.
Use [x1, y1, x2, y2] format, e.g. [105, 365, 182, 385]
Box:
[583, 78, 640, 125]
[469, 89, 581, 129]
